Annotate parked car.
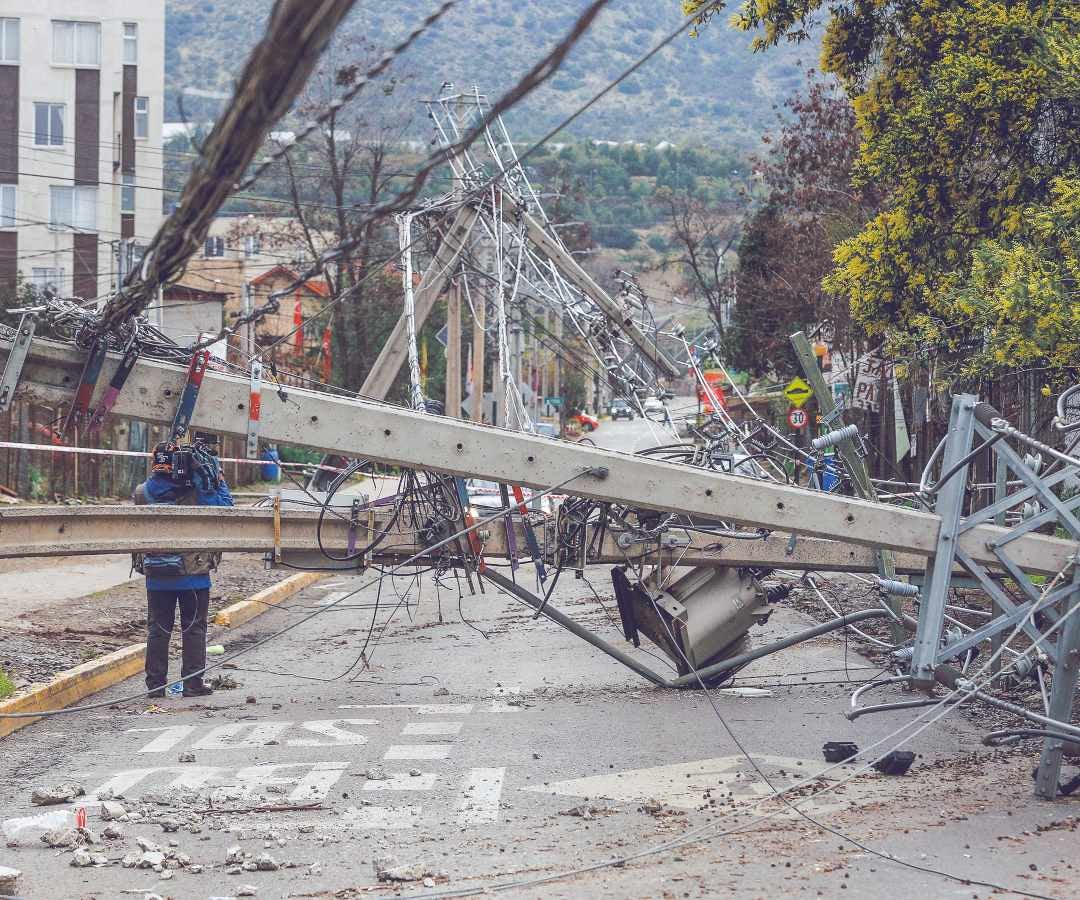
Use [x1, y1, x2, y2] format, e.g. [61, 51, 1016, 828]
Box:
[573, 412, 600, 432]
[610, 398, 634, 421]
[642, 396, 666, 421]
[535, 422, 559, 439]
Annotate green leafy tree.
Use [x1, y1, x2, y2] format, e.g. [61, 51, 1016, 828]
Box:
[686, 0, 1080, 382]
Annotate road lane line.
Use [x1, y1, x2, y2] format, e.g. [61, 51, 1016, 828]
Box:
[339, 704, 473, 715]
[192, 722, 291, 750]
[128, 725, 197, 753]
[456, 767, 506, 826]
[383, 744, 451, 760]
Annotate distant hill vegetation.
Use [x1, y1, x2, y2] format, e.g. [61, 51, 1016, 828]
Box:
[165, 0, 820, 145]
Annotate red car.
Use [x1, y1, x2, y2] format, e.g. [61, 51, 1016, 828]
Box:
[573, 413, 600, 432]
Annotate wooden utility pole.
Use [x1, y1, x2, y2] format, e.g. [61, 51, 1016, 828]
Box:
[791, 331, 904, 642]
[471, 293, 486, 423]
[445, 280, 462, 418]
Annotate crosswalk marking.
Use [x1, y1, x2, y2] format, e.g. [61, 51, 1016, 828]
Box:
[383, 744, 452, 760]
[456, 767, 506, 826]
[362, 772, 438, 791]
[401, 721, 463, 736]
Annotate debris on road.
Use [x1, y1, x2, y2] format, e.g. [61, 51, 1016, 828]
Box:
[374, 854, 442, 883]
[31, 782, 85, 806]
[0, 866, 21, 892]
[874, 751, 916, 776]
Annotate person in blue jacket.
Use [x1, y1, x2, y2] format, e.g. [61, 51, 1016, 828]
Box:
[133, 439, 234, 698]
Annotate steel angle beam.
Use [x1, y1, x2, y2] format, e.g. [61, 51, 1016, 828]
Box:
[3, 335, 1078, 575]
[509, 197, 679, 379]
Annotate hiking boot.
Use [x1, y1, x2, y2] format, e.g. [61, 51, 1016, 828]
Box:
[147, 688, 166, 699]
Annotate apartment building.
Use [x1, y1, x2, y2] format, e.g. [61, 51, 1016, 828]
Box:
[0, 1, 164, 302]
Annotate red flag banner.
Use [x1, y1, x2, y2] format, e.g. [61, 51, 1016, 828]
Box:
[293, 290, 304, 355]
[321, 326, 332, 384]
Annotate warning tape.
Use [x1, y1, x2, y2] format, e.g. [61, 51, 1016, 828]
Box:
[0, 440, 348, 473]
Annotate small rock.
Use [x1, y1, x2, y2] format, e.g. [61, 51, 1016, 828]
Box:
[423, 877, 436, 888]
[91, 853, 108, 866]
[100, 801, 127, 820]
[31, 783, 85, 806]
[255, 853, 279, 871]
[160, 820, 180, 833]
[225, 845, 245, 865]
[0, 866, 21, 893]
[226, 865, 243, 875]
[433, 687, 450, 696]
[297, 824, 314, 834]
[136, 836, 162, 853]
[246, 695, 257, 705]
[308, 862, 322, 876]
[159, 870, 174, 881]
[271, 703, 282, 711]
[103, 824, 124, 840]
[242, 860, 257, 872]
[138, 851, 166, 869]
[121, 852, 140, 868]
[189, 864, 204, 874]
[532, 752, 542, 760]
[69, 849, 93, 868]
[409, 769, 422, 777]
[237, 885, 258, 896]
[178, 751, 196, 763]
[374, 854, 435, 883]
[364, 767, 389, 781]
[41, 828, 81, 849]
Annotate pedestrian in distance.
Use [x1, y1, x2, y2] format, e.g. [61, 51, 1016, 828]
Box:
[132, 437, 234, 698]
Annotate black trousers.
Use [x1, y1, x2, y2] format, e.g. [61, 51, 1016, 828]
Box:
[145, 587, 210, 690]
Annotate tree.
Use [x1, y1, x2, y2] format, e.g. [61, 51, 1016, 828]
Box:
[686, 0, 1080, 383]
[270, 36, 419, 395]
[730, 71, 881, 378]
[656, 186, 741, 339]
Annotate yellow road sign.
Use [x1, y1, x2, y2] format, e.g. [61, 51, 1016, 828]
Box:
[784, 376, 813, 409]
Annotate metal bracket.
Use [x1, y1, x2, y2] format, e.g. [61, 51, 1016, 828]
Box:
[0, 314, 35, 413]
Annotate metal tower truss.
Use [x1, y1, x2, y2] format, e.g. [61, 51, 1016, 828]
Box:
[908, 394, 1080, 798]
[366, 85, 681, 416]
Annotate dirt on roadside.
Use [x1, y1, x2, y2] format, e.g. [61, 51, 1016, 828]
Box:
[0, 554, 285, 693]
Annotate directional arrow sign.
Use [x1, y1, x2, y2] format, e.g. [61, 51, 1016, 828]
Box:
[784, 376, 813, 409]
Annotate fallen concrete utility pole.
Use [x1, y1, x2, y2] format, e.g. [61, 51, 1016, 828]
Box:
[2, 334, 1076, 575]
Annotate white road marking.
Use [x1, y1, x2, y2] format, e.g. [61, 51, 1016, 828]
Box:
[340, 804, 420, 829]
[339, 704, 473, 715]
[192, 722, 291, 750]
[232, 761, 350, 803]
[87, 766, 224, 800]
[285, 719, 378, 747]
[521, 755, 870, 815]
[401, 721, 463, 736]
[362, 772, 438, 791]
[456, 767, 506, 826]
[129, 725, 198, 753]
[490, 684, 523, 713]
[383, 744, 451, 761]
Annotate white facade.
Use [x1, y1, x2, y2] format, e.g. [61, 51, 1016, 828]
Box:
[0, 1, 164, 300]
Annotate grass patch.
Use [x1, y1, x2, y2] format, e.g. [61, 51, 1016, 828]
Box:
[0, 668, 14, 700]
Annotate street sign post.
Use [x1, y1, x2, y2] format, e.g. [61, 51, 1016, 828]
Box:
[787, 407, 809, 429]
[784, 377, 813, 409]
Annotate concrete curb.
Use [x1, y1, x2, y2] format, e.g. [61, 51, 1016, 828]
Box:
[0, 571, 323, 740]
[212, 571, 324, 628]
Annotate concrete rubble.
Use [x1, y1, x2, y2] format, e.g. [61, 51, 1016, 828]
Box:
[30, 783, 85, 806]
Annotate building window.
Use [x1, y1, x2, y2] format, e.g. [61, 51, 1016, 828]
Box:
[52, 20, 101, 67]
[135, 97, 149, 139]
[121, 174, 135, 214]
[33, 103, 64, 147]
[204, 236, 225, 258]
[31, 268, 65, 292]
[123, 23, 137, 65]
[0, 184, 14, 228]
[243, 234, 261, 258]
[0, 18, 18, 64]
[49, 185, 97, 231]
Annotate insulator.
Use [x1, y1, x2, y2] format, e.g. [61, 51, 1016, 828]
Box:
[1022, 500, 1042, 520]
[877, 578, 920, 597]
[1023, 452, 1044, 474]
[811, 423, 859, 451]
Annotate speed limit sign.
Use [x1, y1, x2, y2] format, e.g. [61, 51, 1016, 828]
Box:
[787, 407, 809, 429]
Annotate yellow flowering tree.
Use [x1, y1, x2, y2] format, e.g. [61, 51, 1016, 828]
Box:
[686, 0, 1080, 381]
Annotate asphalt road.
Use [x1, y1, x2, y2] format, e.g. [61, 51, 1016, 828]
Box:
[1, 422, 1077, 899]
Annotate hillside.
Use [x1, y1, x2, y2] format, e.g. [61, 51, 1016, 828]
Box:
[165, 0, 820, 145]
